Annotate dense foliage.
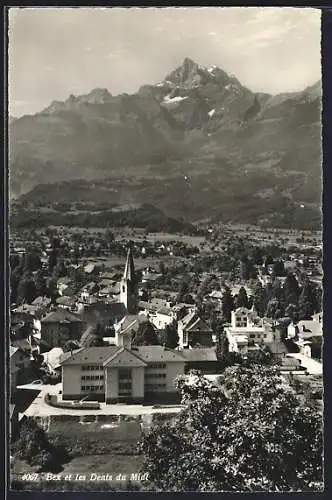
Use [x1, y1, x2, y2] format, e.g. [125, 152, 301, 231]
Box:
[139, 366, 323, 492]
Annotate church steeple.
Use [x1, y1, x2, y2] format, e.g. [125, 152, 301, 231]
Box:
[123, 247, 135, 282]
[120, 247, 137, 314]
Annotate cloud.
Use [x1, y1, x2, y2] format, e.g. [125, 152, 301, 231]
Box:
[209, 31, 217, 36]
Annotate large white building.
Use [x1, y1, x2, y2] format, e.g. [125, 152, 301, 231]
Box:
[225, 306, 280, 355]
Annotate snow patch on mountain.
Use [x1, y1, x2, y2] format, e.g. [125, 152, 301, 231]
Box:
[208, 109, 215, 118]
[163, 94, 188, 104]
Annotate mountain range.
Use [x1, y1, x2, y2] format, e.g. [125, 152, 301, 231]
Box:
[9, 57, 322, 229]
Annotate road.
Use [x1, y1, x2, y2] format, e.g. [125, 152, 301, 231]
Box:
[17, 383, 183, 417]
[286, 354, 323, 375]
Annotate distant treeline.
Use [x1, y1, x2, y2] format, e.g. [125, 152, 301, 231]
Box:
[10, 205, 197, 235]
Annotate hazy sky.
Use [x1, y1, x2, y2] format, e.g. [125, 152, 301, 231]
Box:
[9, 7, 321, 117]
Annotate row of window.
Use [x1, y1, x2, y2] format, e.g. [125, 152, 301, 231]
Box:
[145, 373, 166, 379]
[81, 375, 104, 381]
[249, 333, 267, 339]
[82, 365, 103, 371]
[81, 385, 104, 392]
[148, 363, 166, 369]
[118, 382, 132, 390]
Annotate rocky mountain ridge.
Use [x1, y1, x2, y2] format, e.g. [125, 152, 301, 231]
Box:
[9, 58, 322, 228]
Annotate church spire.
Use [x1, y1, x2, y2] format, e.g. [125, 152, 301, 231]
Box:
[123, 247, 135, 282]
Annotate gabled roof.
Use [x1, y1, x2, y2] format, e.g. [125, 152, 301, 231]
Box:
[60, 346, 120, 365]
[133, 346, 186, 363]
[117, 314, 147, 335]
[81, 302, 126, 325]
[156, 307, 173, 316]
[31, 296, 52, 306]
[186, 318, 212, 333]
[181, 347, 217, 362]
[104, 347, 147, 368]
[41, 309, 83, 324]
[56, 296, 76, 306]
[10, 346, 19, 357]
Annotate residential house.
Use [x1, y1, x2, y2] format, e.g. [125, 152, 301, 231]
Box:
[56, 296, 77, 311]
[40, 309, 84, 350]
[151, 307, 175, 330]
[225, 307, 279, 356]
[42, 347, 64, 375]
[182, 347, 219, 374]
[80, 302, 126, 337]
[10, 346, 31, 393]
[80, 282, 98, 303]
[57, 277, 73, 296]
[30, 296, 52, 317]
[177, 310, 213, 349]
[287, 315, 323, 359]
[113, 314, 148, 347]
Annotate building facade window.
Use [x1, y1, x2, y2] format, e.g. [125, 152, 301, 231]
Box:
[118, 368, 132, 396]
[81, 385, 104, 392]
[82, 365, 103, 371]
[148, 363, 166, 369]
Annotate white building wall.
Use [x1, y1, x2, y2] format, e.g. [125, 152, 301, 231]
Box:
[62, 365, 82, 397]
[105, 367, 118, 400]
[132, 367, 145, 398]
[166, 362, 185, 392]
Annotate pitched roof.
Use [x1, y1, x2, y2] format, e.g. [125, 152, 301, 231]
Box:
[43, 347, 64, 369]
[60, 346, 121, 365]
[80, 302, 126, 325]
[298, 320, 323, 337]
[31, 296, 52, 306]
[186, 318, 212, 333]
[10, 346, 19, 357]
[56, 296, 76, 306]
[181, 347, 217, 362]
[133, 346, 186, 363]
[156, 307, 173, 316]
[104, 347, 147, 368]
[118, 314, 148, 334]
[41, 309, 83, 324]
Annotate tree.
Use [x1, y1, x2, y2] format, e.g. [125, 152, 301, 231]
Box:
[46, 277, 58, 302]
[252, 281, 265, 316]
[299, 280, 318, 320]
[23, 251, 42, 273]
[132, 321, 159, 346]
[221, 288, 234, 323]
[16, 275, 37, 304]
[80, 324, 105, 347]
[285, 303, 299, 323]
[250, 246, 264, 266]
[34, 270, 47, 297]
[139, 366, 323, 492]
[245, 346, 278, 366]
[266, 299, 283, 320]
[63, 340, 81, 353]
[11, 417, 69, 472]
[234, 287, 249, 309]
[176, 278, 191, 303]
[283, 273, 300, 307]
[161, 321, 179, 349]
[239, 256, 250, 280]
[272, 260, 285, 277]
[215, 328, 229, 362]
